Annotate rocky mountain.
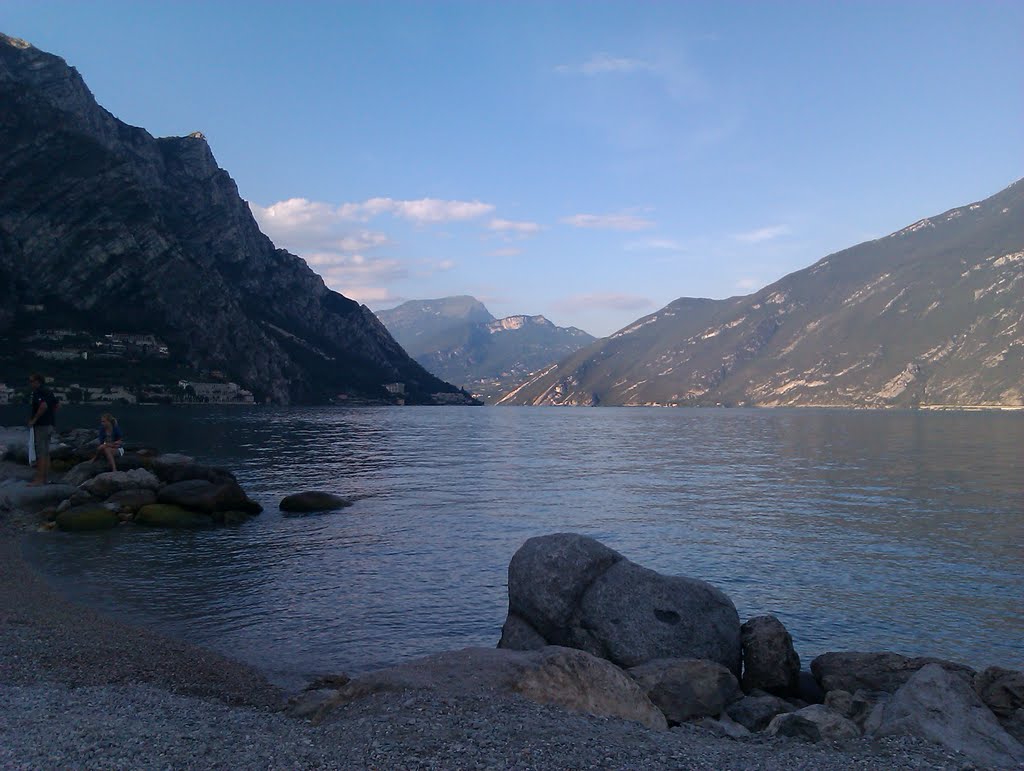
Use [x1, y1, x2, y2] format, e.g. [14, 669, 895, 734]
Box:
[377, 297, 595, 402]
[500, 180, 1024, 408]
[0, 33, 471, 405]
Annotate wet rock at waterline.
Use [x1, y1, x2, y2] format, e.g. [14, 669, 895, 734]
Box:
[55, 504, 120, 531]
[740, 615, 800, 695]
[135, 504, 215, 529]
[279, 491, 352, 514]
[811, 651, 976, 695]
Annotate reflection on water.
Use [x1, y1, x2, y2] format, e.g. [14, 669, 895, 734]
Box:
[10, 405, 1023, 689]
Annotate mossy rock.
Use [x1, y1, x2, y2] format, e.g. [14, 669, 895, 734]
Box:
[56, 505, 119, 532]
[221, 510, 251, 525]
[135, 504, 215, 529]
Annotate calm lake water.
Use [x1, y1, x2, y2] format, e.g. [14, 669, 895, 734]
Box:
[9, 405, 1024, 689]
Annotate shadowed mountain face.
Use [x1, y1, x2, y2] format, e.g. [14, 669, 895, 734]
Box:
[377, 297, 595, 402]
[0, 33, 467, 405]
[500, 181, 1024, 408]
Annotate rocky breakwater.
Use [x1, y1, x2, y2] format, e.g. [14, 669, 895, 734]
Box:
[0, 426, 262, 530]
[297, 533, 1024, 770]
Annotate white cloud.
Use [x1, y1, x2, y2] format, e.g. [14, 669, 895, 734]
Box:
[554, 292, 655, 313]
[735, 278, 761, 293]
[625, 237, 684, 251]
[343, 286, 404, 305]
[488, 218, 542, 234]
[487, 247, 522, 257]
[733, 224, 791, 244]
[562, 213, 655, 231]
[556, 53, 655, 75]
[339, 197, 495, 223]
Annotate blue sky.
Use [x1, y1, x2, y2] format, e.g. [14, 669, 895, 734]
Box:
[4, 1, 1022, 336]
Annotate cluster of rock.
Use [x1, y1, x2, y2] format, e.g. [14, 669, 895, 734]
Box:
[0, 426, 262, 530]
[297, 533, 1023, 769]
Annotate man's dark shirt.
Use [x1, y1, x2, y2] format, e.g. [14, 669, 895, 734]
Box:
[30, 387, 57, 427]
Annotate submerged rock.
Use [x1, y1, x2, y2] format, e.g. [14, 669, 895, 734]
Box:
[135, 504, 214, 528]
[279, 491, 352, 513]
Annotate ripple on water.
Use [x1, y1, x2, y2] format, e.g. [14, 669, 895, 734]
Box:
[18, 405, 1024, 687]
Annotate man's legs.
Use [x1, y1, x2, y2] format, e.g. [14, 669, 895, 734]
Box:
[30, 425, 52, 484]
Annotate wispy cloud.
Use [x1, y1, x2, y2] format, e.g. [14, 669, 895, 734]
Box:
[252, 196, 495, 229]
[733, 224, 791, 244]
[735, 277, 761, 293]
[625, 237, 684, 251]
[339, 197, 495, 223]
[488, 218, 543, 235]
[553, 292, 655, 313]
[487, 247, 522, 257]
[555, 53, 655, 76]
[562, 213, 655, 231]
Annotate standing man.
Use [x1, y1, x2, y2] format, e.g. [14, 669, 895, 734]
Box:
[27, 373, 57, 486]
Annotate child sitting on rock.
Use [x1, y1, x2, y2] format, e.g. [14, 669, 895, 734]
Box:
[92, 413, 124, 471]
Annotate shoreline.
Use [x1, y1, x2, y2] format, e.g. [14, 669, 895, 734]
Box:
[0, 495, 978, 769]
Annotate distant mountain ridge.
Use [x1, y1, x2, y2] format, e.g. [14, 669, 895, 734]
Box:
[376, 297, 595, 402]
[0, 33, 468, 404]
[500, 180, 1024, 408]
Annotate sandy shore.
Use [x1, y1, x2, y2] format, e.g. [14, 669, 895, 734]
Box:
[0, 473, 972, 769]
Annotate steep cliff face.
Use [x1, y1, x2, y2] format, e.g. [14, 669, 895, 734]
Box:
[0, 33, 465, 404]
[500, 181, 1024, 408]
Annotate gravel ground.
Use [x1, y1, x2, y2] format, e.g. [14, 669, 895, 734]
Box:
[0, 480, 977, 770]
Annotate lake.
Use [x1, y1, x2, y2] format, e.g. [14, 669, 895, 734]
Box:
[8, 405, 1023, 689]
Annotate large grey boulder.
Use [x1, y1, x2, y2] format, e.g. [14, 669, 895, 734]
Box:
[765, 704, 860, 742]
[319, 646, 667, 731]
[82, 468, 160, 498]
[811, 651, 975, 695]
[500, 534, 741, 675]
[740, 615, 800, 695]
[725, 691, 797, 732]
[506, 533, 624, 644]
[628, 658, 742, 725]
[866, 663, 1024, 768]
[579, 560, 741, 672]
[974, 666, 1024, 719]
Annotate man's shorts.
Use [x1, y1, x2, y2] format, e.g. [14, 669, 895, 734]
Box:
[33, 425, 53, 461]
